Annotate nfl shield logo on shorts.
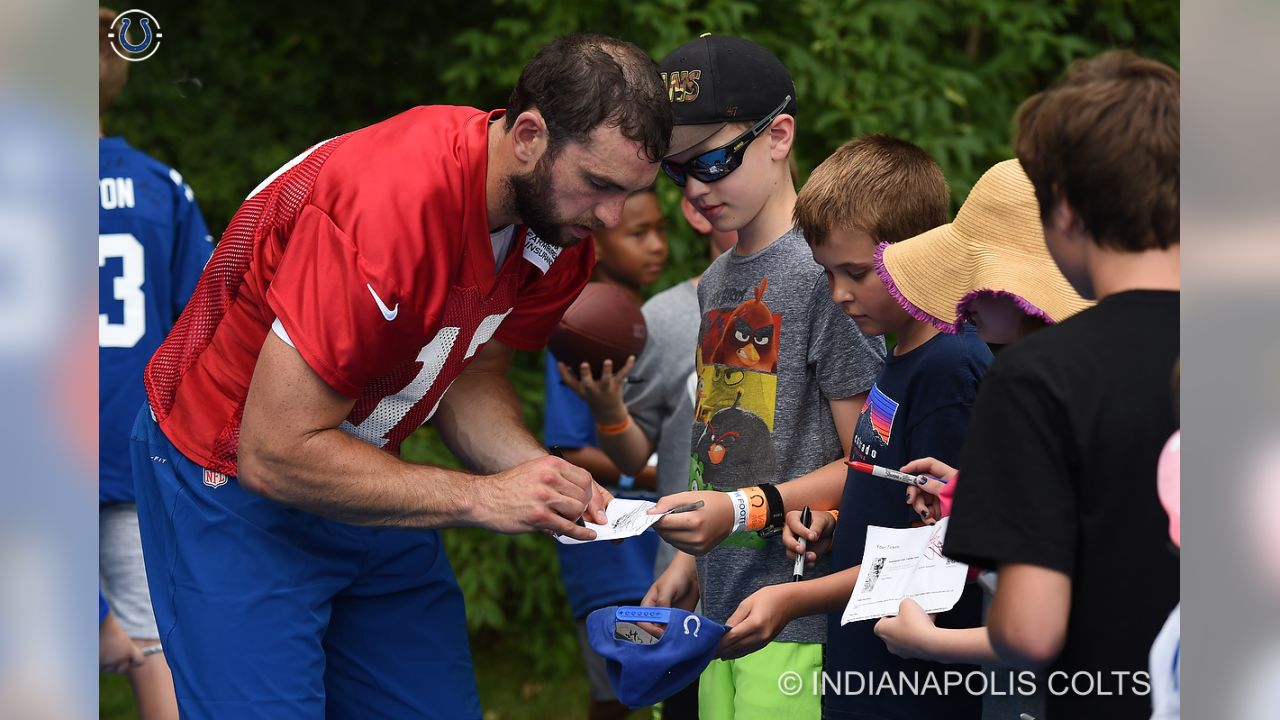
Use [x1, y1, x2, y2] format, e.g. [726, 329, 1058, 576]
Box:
[203, 468, 228, 488]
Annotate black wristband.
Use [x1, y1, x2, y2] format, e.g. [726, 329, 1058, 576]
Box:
[757, 483, 785, 538]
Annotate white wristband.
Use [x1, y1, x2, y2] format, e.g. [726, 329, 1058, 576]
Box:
[727, 490, 749, 534]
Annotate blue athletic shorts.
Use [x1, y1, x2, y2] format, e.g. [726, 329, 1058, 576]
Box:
[131, 407, 482, 719]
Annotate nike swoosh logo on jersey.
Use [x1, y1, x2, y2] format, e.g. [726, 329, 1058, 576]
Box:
[367, 284, 399, 321]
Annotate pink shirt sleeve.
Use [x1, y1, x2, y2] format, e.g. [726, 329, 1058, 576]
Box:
[940, 473, 958, 518]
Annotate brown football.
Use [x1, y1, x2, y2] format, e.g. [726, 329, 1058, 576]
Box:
[548, 283, 647, 379]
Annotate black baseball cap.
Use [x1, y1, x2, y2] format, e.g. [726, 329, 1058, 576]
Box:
[657, 34, 798, 158]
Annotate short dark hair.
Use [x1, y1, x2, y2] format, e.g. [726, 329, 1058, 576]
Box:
[507, 34, 672, 163]
[1015, 50, 1179, 251]
[795, 134, 949, 246]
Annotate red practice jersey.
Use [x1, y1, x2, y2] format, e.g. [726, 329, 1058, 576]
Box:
[144, 106, 593, 476]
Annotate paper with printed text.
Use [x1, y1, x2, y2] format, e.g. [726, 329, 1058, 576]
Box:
[841, 517, 969, 624]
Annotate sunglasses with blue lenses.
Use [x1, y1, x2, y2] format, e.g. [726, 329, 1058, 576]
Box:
[661, 95, 792, 188]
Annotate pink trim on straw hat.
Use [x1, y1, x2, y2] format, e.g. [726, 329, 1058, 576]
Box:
[874, 242, 960, 334]
[955, 289, 1056, 329]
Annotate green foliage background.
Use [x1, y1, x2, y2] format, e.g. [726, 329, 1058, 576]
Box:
[106, 0, 1177, 706]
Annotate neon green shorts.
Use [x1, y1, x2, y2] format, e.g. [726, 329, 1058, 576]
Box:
[698, 641, 823, 720]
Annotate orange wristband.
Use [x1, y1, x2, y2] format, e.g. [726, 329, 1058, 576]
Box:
[595, 415, 631, 436]
[743, 486, 768, 532]
[826, 510, 840, 523]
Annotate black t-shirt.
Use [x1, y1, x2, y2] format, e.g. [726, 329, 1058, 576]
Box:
[825, 327, 991, 720]
[943, 290, 1180, 719]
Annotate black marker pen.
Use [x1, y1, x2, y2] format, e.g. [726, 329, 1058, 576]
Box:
[792, 506, 813, 581]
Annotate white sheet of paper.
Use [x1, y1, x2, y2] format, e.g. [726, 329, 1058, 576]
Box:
[555, 498, 663, 545]
[840, 517, 969, 624]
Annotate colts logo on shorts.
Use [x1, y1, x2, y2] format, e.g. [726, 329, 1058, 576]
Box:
[202, 468, 228, 489]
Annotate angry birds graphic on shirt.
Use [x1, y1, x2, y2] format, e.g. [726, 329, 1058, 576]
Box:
[706, 278, 779, 373]
[694, 394, 776, 473]
[691, 276, 785, 552]
[694, 363, 777, 429]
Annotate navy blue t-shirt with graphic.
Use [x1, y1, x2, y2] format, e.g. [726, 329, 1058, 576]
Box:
[825, 326, 991, 720]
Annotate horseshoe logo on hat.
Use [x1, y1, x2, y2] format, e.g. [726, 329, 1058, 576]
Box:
[683, 615, 701, 638]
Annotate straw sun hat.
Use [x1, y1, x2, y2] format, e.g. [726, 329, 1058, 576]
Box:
[874, 159, 1092, 333]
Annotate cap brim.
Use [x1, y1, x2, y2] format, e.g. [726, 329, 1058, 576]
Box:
[666, 123, 727, 158]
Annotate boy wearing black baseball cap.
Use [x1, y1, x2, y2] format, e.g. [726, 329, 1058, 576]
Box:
[646, 35, 885, 718]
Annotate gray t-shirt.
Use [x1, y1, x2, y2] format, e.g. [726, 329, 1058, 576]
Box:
[691, 228, 885, 643]
[624, 280, 701, 576]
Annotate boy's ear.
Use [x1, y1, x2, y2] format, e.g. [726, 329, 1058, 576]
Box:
[509, 110, 548, 167]
[1050, 192, 1089, 241]
[766, 114, 795, 162]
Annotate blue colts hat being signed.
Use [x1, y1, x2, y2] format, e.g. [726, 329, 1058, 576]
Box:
[586, 606, 728, 708]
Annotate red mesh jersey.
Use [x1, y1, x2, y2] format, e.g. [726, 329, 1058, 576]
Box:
[144, 107, 594, 476]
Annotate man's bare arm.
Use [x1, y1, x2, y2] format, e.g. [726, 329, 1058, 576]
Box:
[431, 339, 615, 522]
[430, 340, 547, 475]
[238, 332, 599, 539]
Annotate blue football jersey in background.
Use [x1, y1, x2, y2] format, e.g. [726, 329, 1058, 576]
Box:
[99, 136, 212, 503]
